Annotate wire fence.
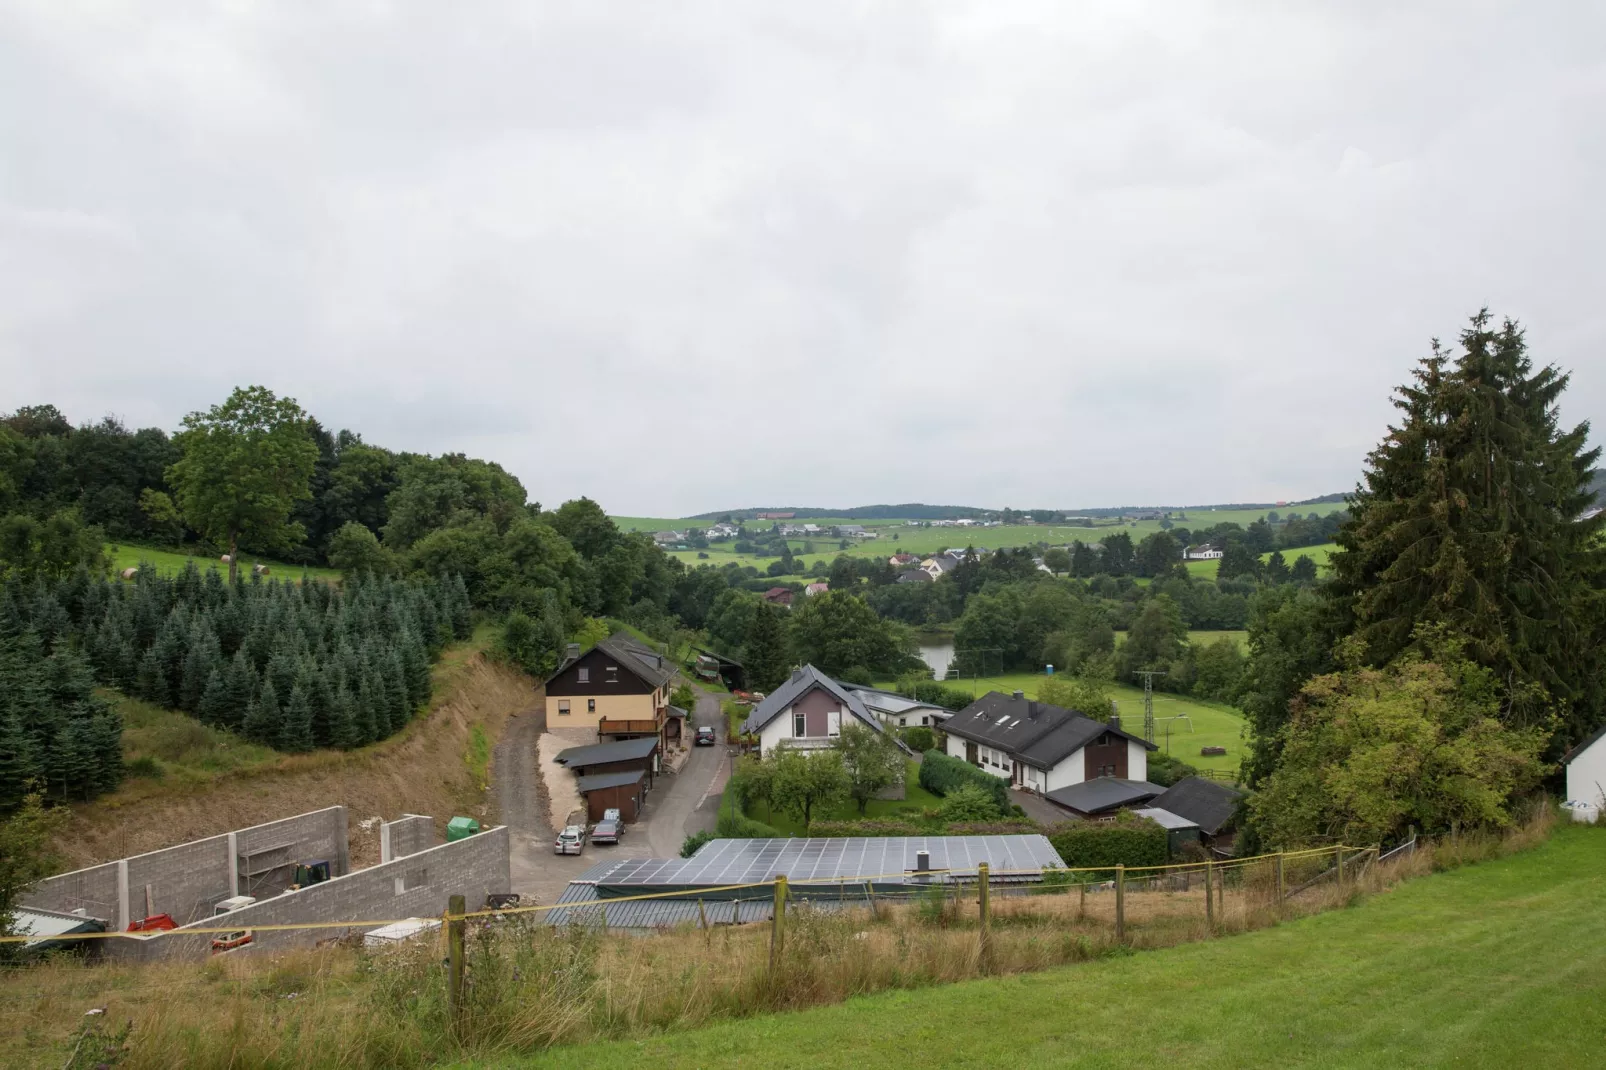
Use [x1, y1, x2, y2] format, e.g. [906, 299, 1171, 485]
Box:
[3, 843, 1367, 950]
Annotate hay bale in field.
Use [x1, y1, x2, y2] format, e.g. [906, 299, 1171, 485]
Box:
[119, 567, 138, 581]
[252, 564, 270, 577]
[219, 554, 233, 564]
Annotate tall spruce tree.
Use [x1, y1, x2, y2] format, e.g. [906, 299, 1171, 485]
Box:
[1330, 311, 1606, 744]
[243, 679, 280, 744]
[744, 602, 790, 693]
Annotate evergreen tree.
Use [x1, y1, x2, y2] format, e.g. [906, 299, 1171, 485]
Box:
[179, 618, 222, 712]
[744, 602, 790, 693]
[135, 644, 170, 707]
[384, 650, 410, 728]
[280, 683, 314, 752]
[220, 649, 257, 730]
[197, 668, 229, 726]
[1216, 539, 1262, 582]
[1289, 555, 1318, 585]
[1330, 312, 1606, 742]
[243, 679, 280, 744]
[354, 673, 380, 744]
[0, 711, 35, 812]
[1263, 550, 1291, 586]
[327, 682, 358, 749]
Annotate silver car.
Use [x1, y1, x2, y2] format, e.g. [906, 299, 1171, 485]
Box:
[553, 824, 586, 855]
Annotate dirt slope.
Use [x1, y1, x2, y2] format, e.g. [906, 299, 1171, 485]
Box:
[50, 642, 542, 871]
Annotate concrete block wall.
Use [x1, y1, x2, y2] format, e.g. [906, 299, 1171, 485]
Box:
[381, 815, 436, 863]
[22, 807, 348, 930]
[110, 826, 510, 962]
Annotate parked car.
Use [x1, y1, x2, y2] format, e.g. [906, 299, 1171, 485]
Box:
[591, 818, 624, 845]
[695, 724, 717, 746]
[553, 825, 586, 855]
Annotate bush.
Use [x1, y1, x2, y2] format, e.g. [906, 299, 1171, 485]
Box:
[809, 820, 925, 838]
[937, 783, 1001, 822]
[680, 830, 714, 857]
[899, 726, 936, 752]
[896, 679, 974, 711]
[919, 749, 1011, 814]
[1146, 752, 1199, 787]
[944, 819, 1040, 835]
[1046, 813, 1168, 868]
[715, 809, 783, 838]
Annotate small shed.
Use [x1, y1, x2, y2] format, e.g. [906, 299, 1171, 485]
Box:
[1131, 807, 1202, 855]
[693, 648, 746, 690]
[577, 770, 648, 823]
[556, 736, 660, 783]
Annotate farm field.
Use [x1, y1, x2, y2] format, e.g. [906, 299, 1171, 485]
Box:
[628, 503, 1346, 573]
[521, 822, 1606, 1070]
[884, 670, 1247, 776]
[1185, 541, 1339, 580]
[106, 541, 343, 583]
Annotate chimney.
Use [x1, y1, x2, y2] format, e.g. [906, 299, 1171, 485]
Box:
[792, 667, 805, 682]
[1027, 701, 1039, 719]
[565, 643, 581, 662]
[915, 850, 931, 873]
[1012, 689, 1025, 702]
[1108, 714, 1122, 731]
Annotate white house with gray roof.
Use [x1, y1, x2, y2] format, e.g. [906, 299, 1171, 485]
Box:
[942, 689, 1156, 794]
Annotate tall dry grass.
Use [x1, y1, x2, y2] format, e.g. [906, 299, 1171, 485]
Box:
[4, 806, 1558, 1069]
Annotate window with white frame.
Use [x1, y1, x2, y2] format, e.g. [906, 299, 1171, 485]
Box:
[794, 711, 807, 736]
[577, 667, 590, 683]
[558, 700, 571, 716]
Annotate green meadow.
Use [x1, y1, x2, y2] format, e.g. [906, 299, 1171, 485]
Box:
[518, 822, 1606, 1070]
[106, 542, 343, 583]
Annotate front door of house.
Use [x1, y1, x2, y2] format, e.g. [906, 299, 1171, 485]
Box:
[966, 741, 979, 766]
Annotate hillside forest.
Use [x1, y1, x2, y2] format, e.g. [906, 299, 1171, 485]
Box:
[1, 312, 1603, 854]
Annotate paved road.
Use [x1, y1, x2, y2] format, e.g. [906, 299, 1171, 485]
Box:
[644, 683, 729, 858]
[492, 679, 733, 908]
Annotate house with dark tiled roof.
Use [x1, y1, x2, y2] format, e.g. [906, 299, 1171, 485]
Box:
[942, 690, 1157, 795]
[1148, 777, 1244, 847]
[544, 632, 678, 749]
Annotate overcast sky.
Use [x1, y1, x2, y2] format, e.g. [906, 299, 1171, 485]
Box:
[3, 2, 1603, 517]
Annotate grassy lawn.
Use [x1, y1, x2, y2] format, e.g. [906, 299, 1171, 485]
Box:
[512, 822, 1606, 1070]
[106, 541, 343, 583]
[737, 759, 944, 835]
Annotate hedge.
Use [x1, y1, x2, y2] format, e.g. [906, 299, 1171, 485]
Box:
[809, 820, 925, 838]
[919, 749, 1011, 815]
[1046, 815, 1168, 868]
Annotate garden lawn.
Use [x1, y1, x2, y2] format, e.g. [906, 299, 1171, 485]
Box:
[737, 759, 944, 835]
[503, 822, 1606, 1070]
[883, 672, 1247, 777]
[107, 541, 342, 583]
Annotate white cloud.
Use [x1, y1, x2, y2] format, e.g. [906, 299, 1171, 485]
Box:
[2, 1, 1603, 515]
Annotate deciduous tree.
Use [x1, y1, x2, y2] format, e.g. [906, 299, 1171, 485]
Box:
[166, 386, 319, 584]
[832, 722, 905, 815]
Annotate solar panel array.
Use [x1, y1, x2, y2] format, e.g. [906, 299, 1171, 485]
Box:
[589, 836, 1061, 896]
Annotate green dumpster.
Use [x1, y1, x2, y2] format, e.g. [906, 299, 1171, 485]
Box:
[446, 816, 480, 842]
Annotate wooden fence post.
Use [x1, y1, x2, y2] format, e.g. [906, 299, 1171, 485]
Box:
[770, 876, 787, 971]
[1115, 865, 1125, 942]
[1204, 861, 1214, 929]
[1275, 852, 1285, 903]
[977, 863, 991, 963]
[1078, 878, 1086, 920]
[447, 894, 466, 1028]
[1337, 845, 1346, 889]
[697, 898, 708, 931]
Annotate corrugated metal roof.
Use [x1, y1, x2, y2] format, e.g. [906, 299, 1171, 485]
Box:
[14, 907, 106, 950]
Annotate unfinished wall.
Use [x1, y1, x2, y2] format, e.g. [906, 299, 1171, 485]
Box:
[108, 826, 511, 962]
[381, 815, 436, 862]
[23, 808, 348, 930]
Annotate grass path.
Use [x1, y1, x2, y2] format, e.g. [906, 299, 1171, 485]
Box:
[509, 823, 1606, 1070]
